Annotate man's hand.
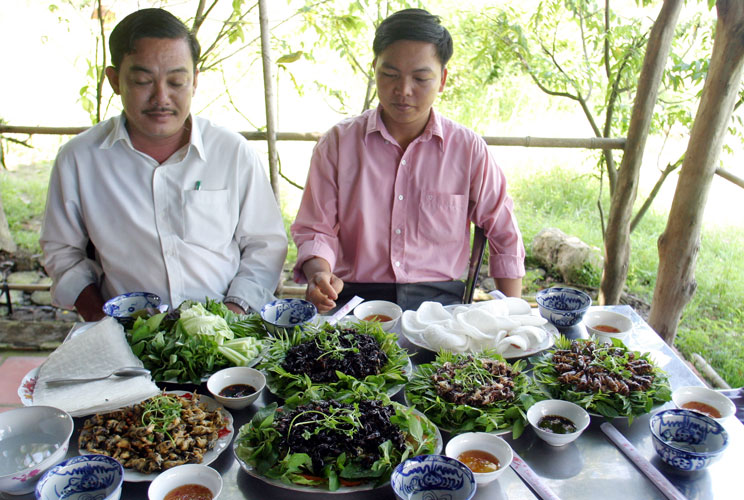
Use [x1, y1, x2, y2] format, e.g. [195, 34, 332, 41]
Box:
[306, 271, 344, 313]
[74, 283, 107, 322]
[224, 302, 247, 315]
[302, 257, 344, 313]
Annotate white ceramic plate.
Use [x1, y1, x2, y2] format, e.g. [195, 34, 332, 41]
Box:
[233, 406, 442, 493]
[78, 391, 233, 482]
[399, 305, 558, 359]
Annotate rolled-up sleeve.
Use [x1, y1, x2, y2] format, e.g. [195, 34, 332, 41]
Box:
[468, 141, 525, 279]
[290, 134, 341, 283]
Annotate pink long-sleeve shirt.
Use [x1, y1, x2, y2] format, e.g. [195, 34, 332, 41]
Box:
[291, 106, 525, 284]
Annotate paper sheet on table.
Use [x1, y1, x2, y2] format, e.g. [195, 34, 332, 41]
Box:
[32, 317, 159, 417]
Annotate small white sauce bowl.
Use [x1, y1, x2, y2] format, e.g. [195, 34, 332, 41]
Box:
[527, 399, 590, 447]
[353, 300, 403, 331]
[148, 464, 222, 500]
[445, 432, 513, 485]
[672, 385, 736, 422]
[207, 366, 266, 410]
[584, 309, 633, 343]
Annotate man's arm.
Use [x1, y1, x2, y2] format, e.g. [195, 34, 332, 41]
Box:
[495, 277, 523, 298]
[74, 283, 106, 321]
[224, 144, 288, 312]
[302, 257, 344, 313]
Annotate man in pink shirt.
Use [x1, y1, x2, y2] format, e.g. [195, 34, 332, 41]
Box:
[291, 8, 525, 312]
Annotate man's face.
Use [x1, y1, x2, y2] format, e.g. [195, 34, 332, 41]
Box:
[106, 37, 198, 144]
[374, 39, 447, 138]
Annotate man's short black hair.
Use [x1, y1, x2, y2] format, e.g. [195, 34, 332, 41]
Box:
[373, 8, 453, 67]
[109, 8, 201, 71]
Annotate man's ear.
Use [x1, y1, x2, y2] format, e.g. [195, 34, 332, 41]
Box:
[439, 67, 448, 92]
[105, 66, 121, 95]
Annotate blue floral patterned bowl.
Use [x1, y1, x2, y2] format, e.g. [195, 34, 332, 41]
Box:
[391, 454, 477, 500]
[35, 454, 123, 500]
[649, 409, 729, 472]
[260, 298, 317, 335]
[102, 292, 162, 327]
[535, 287, 592, 327]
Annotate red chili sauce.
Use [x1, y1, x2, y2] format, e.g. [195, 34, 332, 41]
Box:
[593, 324, 620, 333]
[163, 483, 213, 500]
[364, 314, 393, 322]
[681, 401, 722, 418]
[457, 449, 501, 473]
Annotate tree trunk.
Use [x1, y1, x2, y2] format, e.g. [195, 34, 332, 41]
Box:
[599, 0, 683, 305]
[649, 0, 744, 344]
[0, 193, 17, 253]
[258, 0, 281, 202]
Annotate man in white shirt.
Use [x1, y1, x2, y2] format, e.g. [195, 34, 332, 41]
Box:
[40, 8, 287, 321]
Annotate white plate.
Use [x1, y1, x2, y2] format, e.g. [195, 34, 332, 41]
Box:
[399, 305, 558, 359]
[234, 405, 442, 493]
[78, 391, 233, 482]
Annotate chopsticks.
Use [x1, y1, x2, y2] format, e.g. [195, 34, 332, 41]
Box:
[510, 451, 562, 500]
[600, 422, 688, 500]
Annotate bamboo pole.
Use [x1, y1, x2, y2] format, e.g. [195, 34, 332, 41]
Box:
[0, 125, 625, 149]
[257, 0, 280, 202]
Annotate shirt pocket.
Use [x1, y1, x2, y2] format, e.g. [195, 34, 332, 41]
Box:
[182, 189, 234, 250]
[418, 192, 467, 243]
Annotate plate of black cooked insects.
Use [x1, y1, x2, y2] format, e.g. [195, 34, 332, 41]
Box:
[257, 320, 412, 406]
[233, 397, 442, 492]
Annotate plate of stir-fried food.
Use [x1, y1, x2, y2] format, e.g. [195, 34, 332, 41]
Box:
[404, 350, 542, 438]
[233, 397, 441, 492]
[258, 321, 411, 405]
[78, 391, 233, 481]
[530, 337, 672, 423]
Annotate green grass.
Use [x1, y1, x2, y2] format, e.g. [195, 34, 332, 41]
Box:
[509, 166, 744, 388]
[3, 162, 743, 387]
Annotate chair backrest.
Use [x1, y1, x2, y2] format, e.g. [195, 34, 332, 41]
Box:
[463, 225, 487, 304]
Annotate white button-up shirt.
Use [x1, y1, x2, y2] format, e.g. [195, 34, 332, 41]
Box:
[41, 114, 288, 312]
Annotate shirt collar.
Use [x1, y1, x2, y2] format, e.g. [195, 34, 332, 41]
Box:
[100, 113, 206, 161]
[365, 105, 444, 149]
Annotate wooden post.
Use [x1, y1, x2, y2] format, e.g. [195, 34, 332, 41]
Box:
[257, 0, 281, 202]
[650, 0, 744, 344]
[599, 0, 683, 305]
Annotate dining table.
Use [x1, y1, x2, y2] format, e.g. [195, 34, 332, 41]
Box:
[4, 304, 742, 500]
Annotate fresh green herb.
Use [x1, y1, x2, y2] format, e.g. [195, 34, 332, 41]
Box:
[140, 393, 182, 443]
[126, 298, 265, 383]
[529, 337, 672, 424]
[404, 350, 541, 439]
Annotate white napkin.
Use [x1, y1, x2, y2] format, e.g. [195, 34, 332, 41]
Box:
[33, 317, 160, 417]
[400, 299, 549, 354]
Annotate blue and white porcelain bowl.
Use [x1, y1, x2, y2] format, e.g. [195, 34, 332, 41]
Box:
[260, 298, 317, 335]
[102, 292, 162, 327]
[391, 454, 477, 500]
[535, 287, 592, 327]
[0, 406, 74, 496]
[649, 409, 729, 472]
[35, 454, 123, 500]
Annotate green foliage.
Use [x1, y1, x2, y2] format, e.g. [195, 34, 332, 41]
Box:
[0, 163, 51, 254]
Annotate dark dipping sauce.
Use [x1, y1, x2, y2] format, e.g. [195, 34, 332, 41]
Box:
[164, 483, 213, 500]
[218, 383, 256, 398]
[538, 415, 577, 434]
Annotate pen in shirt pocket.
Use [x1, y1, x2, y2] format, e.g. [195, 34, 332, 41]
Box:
[194, 180, 201, 191]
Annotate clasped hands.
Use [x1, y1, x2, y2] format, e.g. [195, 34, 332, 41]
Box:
[305, 271, 344, 313]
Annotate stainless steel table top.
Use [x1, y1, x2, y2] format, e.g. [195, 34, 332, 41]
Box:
[6, 305, 741, 500]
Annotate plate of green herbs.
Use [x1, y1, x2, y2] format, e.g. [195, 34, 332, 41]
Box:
[257, 321, 411, 405]
[529, 337, 671, 423]
[125, 299, 266, 383]
[233, 398, 441, 492]
[404, 349, 541, 439]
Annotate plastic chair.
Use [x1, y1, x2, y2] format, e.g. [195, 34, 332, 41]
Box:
[463, 225, 487, 304]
